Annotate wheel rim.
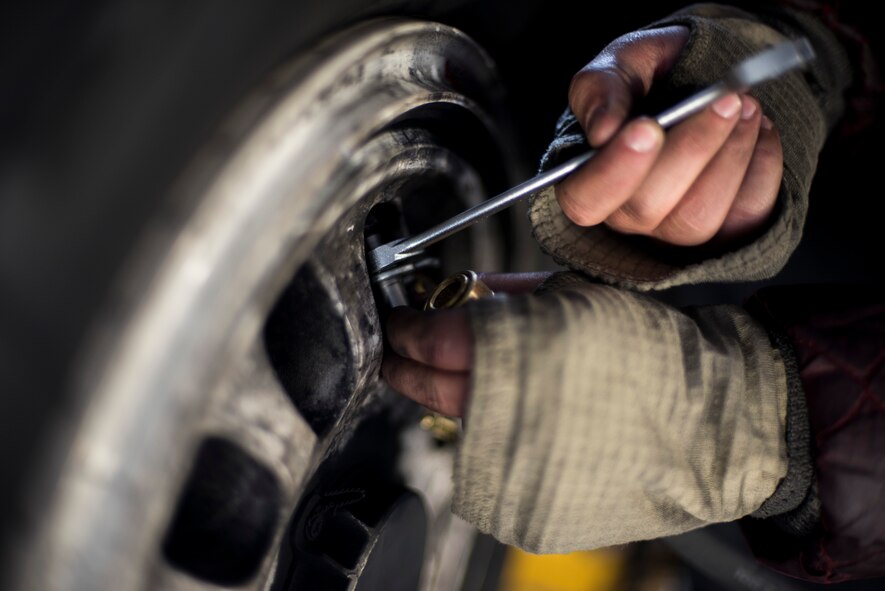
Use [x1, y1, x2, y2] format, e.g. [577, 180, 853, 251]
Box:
[19, 18, 519, 591]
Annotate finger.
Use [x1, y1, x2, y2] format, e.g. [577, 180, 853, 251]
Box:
[569, 68, 634, 147]
[477, 272, 552, 294]
[382, 352, 470, 417]
[653, 95, 762, 245]
[555, 117, 664, 226]
[605, 93, 744, 235]
[717, 116, 783, 241]
[569, 26, 689, 146]
[386, 306, 472, 371]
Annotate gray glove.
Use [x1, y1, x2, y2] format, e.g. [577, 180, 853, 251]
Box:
[453, 274, 789, 553]
[531, 3, 850, 290]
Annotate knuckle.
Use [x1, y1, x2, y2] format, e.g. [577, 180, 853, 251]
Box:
[603, 210, 635, 233]
[560, 200, 595, 227]
[610, 199, 663, 234]
[731, 191, 777, 223]
[557, 184, 603, 227]
[657, 211, 718, 246]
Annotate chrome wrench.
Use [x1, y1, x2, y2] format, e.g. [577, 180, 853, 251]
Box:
[368, 37, 815, 274]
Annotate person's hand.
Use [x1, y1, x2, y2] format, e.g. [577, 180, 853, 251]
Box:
[382, 306, 472, 417]
[387, 274, 789, 553]
[560, 26, 784, 246]
[381, 272, 550, 417]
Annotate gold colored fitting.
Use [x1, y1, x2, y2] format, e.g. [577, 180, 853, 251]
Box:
[424, 270, 494, 311]
[419, 413, 461, 443]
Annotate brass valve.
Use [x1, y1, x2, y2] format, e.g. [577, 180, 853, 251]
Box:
[423, 270, 493, 311]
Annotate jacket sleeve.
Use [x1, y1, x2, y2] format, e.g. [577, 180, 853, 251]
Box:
[740, 285, 885, 583]
[453, 273, 790, 553]
[530, 2, 852, 291]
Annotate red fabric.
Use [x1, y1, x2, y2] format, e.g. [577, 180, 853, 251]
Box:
[776, 0, 884, 136]
[745, 285, 885, 583]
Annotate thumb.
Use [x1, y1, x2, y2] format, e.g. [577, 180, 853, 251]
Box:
[568, 25, 689, 146]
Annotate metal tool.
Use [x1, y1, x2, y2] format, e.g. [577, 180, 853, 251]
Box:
[368, 37, 815, 274]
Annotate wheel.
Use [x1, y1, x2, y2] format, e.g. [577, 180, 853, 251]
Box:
[7, 17, 524, 591]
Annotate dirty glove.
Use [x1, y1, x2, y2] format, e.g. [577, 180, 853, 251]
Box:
[534, 3, 851, 290]
[415, 274, 789, 553]
[453, 275, 790, 552]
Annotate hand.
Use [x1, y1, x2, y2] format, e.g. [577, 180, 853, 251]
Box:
[381, 272, 550, 417]
[382, 306, 472, 417]
[559, 26, 784, 246]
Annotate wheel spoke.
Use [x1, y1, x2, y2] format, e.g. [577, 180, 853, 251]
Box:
[154, 343, 317, 589]
[205, 341, 318, 499]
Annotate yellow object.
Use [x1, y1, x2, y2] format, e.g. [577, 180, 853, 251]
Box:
[418, 412, 460, 443]
[498, 547, 626, 591]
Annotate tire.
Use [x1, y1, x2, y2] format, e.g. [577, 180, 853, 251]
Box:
[1, 8, 526, 590]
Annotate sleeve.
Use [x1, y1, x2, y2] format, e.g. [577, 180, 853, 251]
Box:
[452, 277, 885, 581]
[451, 273, 789, 553]
[740, 285, 885, 583]
[529, 3, 852, 291]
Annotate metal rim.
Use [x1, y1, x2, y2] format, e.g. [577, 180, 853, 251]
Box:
[16, 18, 519, 591]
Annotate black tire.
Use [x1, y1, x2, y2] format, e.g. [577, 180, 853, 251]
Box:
[1, 0, 473, 562]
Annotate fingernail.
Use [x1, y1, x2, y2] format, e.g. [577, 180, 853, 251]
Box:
[761, 115, 774, 130]
[741, 97, 757, 120]
[712, 94, 742, 119]
[624, 119, 661, 153]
